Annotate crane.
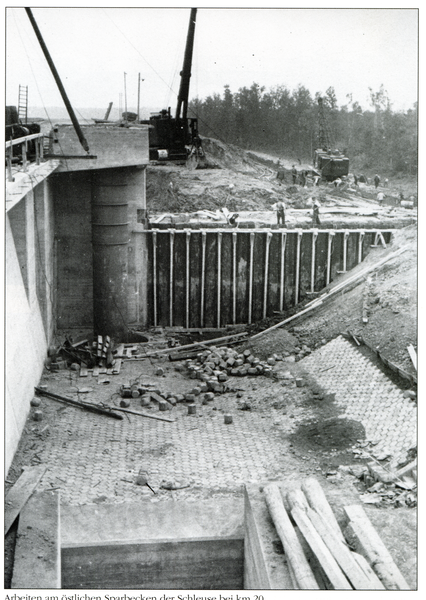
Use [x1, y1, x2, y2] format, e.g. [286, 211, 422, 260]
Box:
[141, 8, 206, 168]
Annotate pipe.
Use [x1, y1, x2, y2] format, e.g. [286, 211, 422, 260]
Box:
[310, 231, 318, 293]
[169, 229, 175, 326]
[186, 230, 191, 329]
[326, 232, 335, 285]
[200, 231, 206, 327]
[295, 230, 302, 305]
[263, 232, 272, 319]
[25, 8, 90, 154]
[217, 232, 222, 328]
[248, 232, 255, 324]
[232, 232, 237, 324]
[358, 231, 365, 264]
[279, 232, 287, 312]
[152, 232, 157, 326]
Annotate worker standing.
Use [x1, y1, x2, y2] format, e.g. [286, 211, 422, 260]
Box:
[291, 165, 297, 184]
[312, 199, 321, 227]
[276, 162, 286, 185]
[374, 174, 381, 188]
[276, 200, 286, 227]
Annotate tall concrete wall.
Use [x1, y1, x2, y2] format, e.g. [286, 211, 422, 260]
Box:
[6, 179, 56, 473]
[53, 166, 148, 339]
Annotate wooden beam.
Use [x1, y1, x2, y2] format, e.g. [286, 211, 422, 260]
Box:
[291, 506, 352, 589]
[306, 506, 383, 589]
[343, 504, 410, 590]
[407, 344, 417, 370]
[5, 465, 47, 535]
[264, 483, 319, 589]
[301, 477, 345, 543]
[11, 490, 61, 588]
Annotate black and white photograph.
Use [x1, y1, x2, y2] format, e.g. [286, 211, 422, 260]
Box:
[4, 2, 418, 594]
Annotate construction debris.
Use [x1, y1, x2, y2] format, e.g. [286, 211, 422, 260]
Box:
[5, 465, 47, 535]
[34, 386, 123, 420]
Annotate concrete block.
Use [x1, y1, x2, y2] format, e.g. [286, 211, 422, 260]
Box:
[33, 409, 43, 421]
[187, 404, 196, 415]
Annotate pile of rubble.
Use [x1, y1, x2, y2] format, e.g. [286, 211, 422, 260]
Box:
[339, 448, 417, 508]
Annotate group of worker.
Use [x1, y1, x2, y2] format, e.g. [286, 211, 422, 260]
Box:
[274, 198, 321, 228]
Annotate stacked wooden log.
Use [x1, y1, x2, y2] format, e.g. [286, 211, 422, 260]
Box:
[264, 477, 410, 590]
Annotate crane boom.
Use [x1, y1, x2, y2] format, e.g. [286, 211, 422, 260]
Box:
[176, 8, 197, 122]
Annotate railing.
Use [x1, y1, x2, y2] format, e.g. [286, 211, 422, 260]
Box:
[5, 133, 45, 182]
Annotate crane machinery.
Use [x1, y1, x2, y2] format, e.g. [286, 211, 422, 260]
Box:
[140, 8, 206, 168]
[313, 96, 349, 181]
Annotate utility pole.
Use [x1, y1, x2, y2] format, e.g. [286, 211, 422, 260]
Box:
[137, 73, 141, 122]
[124, 72, 128, 124]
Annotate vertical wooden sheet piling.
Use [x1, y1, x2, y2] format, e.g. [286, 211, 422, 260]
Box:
[217, 232, 222, 328]
[358, 231, 365, 264]
[263, 232, 272, 319]
[248, 232, 255, 324]
[152, 231, 157, 326]
[169, 229, 174, 326]
[232, 232, 237, 325]
[295, 230, 302, 305]
[326, 232, 335, 286]
[185, 230, 191, 329]
[279, 232, 287, 312]
[338, 230, 349, 273]
[146, 228, 392, 328]
[200, 231, 206, 327]
[310, 230, 318, 293]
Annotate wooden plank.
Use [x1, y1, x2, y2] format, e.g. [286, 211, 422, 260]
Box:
[112, 358, 122, 374]
[306, 507, 383, 589]
[5, 465, 47, 534]
[301, 477, 345, 543]
[407, 344, 417, 370]
[62, 537, 243, 590]
[111, 407, 175, 423]
[11, 490, 61, 589]
[343, 505, 410, 590]
[264, 483, 319, 589]
[289, 507, 352, 589]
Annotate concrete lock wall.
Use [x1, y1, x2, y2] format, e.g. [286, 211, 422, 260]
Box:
[5, 179, 56, 472]
[141, 228, 392, 329]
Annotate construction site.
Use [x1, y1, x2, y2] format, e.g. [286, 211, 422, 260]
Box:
[5, 7, 417, 594]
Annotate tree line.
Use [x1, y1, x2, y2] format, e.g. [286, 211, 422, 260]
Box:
[189, 83, 417, 175]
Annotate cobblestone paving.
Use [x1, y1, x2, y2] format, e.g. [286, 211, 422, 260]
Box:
[299, 335, 417, 464]
[37, 397, 291, 505]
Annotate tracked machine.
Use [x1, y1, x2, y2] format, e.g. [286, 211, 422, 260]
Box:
[141, 8, 206, 168]
[313, 96, 349, 181]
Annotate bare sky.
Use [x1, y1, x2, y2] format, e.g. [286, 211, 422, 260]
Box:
[5, 3, 418, 117]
